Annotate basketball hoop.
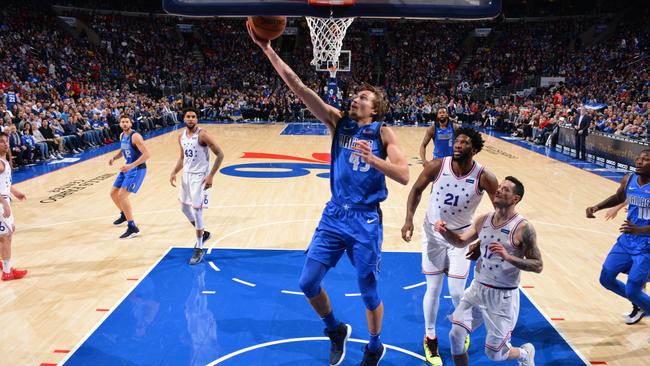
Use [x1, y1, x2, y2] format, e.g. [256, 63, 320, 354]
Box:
[306, 0, 355, 75]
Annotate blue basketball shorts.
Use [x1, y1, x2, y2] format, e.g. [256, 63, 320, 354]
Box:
[113, 167, 147, 193]
[307, 200, 383, 278]
[604, 239, 650, 284]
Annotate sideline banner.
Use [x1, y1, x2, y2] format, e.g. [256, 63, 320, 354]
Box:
[558, 126, 648, 168]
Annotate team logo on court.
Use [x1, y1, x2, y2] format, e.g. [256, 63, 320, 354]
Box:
[220, 152, 330, 179]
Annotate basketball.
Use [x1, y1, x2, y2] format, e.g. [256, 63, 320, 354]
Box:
[247, 16, 287, 41]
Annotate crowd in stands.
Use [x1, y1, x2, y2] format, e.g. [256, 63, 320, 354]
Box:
[1, 2, 649, 169]
[0, 3, 182, 168]
[482, 10, 650, 143]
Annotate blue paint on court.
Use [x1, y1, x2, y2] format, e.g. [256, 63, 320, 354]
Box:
[281, 123, 330, 135]
[62, 248, 586, 365]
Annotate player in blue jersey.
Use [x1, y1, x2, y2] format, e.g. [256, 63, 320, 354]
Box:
[249, 25, 410, 366]
[324, 73, 342, 110]
[604, 202, 649, 325]
[586, 149, 650, 342]
[109, 116, 150, 239]
[419, 107, 456, 165]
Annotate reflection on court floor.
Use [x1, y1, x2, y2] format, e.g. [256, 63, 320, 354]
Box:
[61, 248, 586, 365]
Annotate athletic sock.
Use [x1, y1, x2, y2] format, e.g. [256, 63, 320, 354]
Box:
[368, 333, 381, 352]
[322, 311, 339, 331]
[2, 259, 11, 273]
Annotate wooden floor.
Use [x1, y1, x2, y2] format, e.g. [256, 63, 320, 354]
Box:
[2, 123, 648, 365]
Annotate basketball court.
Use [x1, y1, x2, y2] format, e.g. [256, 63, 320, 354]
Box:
[3, 0, 648, 365]
[1, 122, 647, 365]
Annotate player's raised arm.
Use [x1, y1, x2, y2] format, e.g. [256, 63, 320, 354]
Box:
[247, 22, 342, 133]
[586, 174, 630, 218]
[401, 159, 443, 242]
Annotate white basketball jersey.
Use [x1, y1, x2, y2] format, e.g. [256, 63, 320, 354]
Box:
[181, 128, 210, 174]
[426, 156, 484, 230]
[475, 213, 527, 288]
[0, 158, 12, 198]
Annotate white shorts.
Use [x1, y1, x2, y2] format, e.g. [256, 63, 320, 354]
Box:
[0, 203, 14, 236]
[451, 280, 520, 353]
[179, 172, 211, 209]
[421, 218, 470, 278]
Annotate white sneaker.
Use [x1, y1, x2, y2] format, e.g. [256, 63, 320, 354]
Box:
[623, 304, 645, 325]
[518, 343, 535, 366]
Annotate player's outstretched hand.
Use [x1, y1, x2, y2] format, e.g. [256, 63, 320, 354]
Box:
[466, 242, 481, 261]
[169, 174, 177, 187]
[108, 157, 114, 166]
[585, 206, 598, 218]
[246, 21, 271, 51]
[401, 221, 414, 242]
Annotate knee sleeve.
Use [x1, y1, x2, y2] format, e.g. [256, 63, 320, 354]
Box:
[193, 208, 204, 230]
[358, 272, 381, 311]
[485, 345, 510, 361]
[299, 258, 329, 298]
[449, 324, 468, 356]
[181, 204, 195, 223]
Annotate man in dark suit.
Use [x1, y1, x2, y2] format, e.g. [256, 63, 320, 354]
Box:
[573, 107, 591, 160]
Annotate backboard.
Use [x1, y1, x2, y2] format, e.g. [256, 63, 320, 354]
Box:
[163, 0, 502, 19]
[315, 50, 351, 72]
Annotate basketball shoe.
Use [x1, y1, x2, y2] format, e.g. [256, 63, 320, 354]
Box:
[423, 336, 442, 366]
[360, 343, 386, 366]
[324, 322, 351, 366]
[189, 248, 205, 265]
[2, 268, 27, 281]
[623, 303, 645, 325]
[518, 343, 535, 366]
[120, 225, 140, 239]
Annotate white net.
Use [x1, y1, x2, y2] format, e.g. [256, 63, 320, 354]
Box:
[306, 16, 354, 72]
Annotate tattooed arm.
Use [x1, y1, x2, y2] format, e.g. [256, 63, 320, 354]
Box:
[488, 221, 543, 273]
